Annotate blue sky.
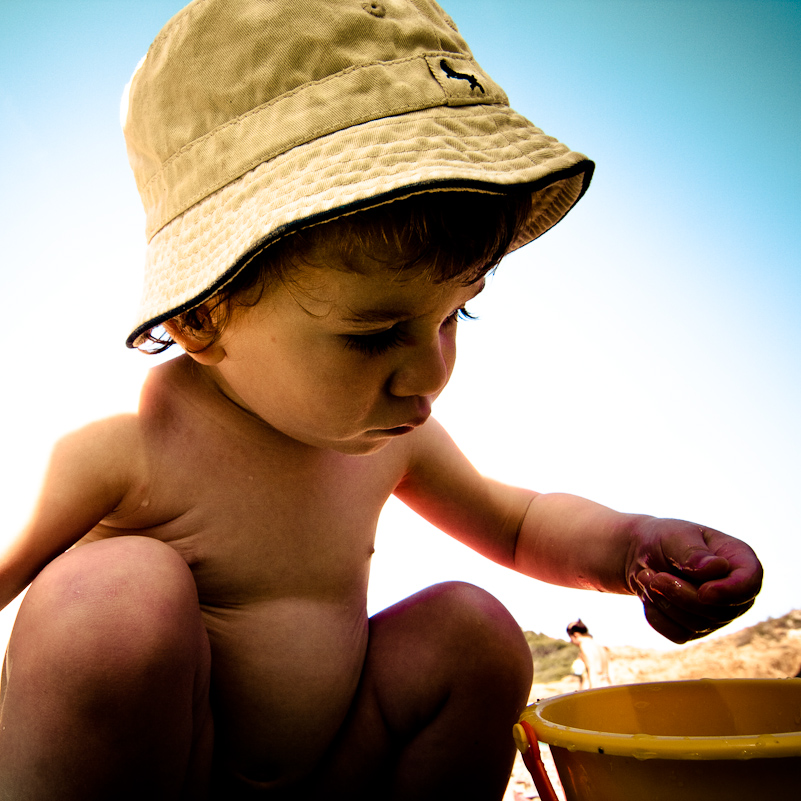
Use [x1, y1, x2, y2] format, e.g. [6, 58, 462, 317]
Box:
[1, 1, 799, 651]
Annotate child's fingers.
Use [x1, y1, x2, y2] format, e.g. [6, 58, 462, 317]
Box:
[690, 538, 763, 605]
[673, 551, 730, 582]
[657, 524, 763, 604]
[694, 561, 763, 606]
[642, 601, 709, 644]
[650, 569, 756, 622]
[634, 568, 757, 643]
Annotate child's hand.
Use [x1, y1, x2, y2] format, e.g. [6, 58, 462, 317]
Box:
[627, 518, 763, 644]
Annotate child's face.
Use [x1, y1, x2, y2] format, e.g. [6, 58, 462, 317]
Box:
[207, 252, 484, 454]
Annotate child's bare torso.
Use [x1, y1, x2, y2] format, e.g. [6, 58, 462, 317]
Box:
[76, 356, 412, 782]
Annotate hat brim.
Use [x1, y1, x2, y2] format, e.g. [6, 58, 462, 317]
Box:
[128, 103, 593, 348]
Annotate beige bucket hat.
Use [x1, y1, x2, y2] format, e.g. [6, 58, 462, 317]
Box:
[122, 0, 594, 348]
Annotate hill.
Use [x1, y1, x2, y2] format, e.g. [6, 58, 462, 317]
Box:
[607, 608, 801, 686]
[525, 608, 801, 691]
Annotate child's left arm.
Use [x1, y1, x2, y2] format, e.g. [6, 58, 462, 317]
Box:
[511, 493, 763, 643]
[396, 420, 762, 644]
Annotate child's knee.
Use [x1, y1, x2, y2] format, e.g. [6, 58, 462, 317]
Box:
[431, 582, 532, 673]
[26, 535, 196, 612]
[389, 581, 533, 688]
[12, 537, 205, 676]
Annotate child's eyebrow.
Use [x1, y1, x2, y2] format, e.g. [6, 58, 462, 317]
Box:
[342, 307, 411, 325]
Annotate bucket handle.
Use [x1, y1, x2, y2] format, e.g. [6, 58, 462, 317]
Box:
[512, 719, 560, 801]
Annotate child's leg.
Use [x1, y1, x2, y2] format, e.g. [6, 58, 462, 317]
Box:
[0, 536, 213, 800]
[316, 581, 533, 801]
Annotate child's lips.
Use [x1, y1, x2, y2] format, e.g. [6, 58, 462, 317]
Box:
[365, 425, 411, 438]
[384, 425, 415, 436]
[381, 415, 430, 435]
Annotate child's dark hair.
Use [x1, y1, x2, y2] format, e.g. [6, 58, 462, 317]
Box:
[142, 189, 532, 353]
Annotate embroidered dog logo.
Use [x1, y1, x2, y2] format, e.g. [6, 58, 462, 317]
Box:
[440, 59, 485, 94]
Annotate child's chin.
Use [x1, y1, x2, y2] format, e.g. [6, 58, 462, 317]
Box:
[331, 439, 395, 457]
[326, 431, 407, 456]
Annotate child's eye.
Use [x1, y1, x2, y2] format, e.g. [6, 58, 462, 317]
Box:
[344, 326, 408, 355]
[344, 307, 475, 356]
[445, 306, 477, 326]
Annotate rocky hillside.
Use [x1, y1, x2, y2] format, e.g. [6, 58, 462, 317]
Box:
[607, 608, 801, 685]
[526, 608, 801, 693]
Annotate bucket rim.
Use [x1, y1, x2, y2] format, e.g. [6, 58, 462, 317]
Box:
[521, 678, 801, 761]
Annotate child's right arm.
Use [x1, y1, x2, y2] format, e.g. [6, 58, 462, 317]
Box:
[0, 415, 143, 611]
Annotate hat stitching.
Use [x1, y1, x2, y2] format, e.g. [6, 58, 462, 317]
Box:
[187, 116, 554, 249]
[154, 148, 574, 291]
[140, 51, 490, 197]
[148, 105, 563, 258]
[178, 110, 552, 222]
[140, 54, 503, 239]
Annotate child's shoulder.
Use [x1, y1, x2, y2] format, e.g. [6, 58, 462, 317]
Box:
[52, 360, 183, 476]
[40, 360, 199, 530]
[41, 363, 194, 521]
[136, 354, 234, 441]
[33, 410, 149, 536]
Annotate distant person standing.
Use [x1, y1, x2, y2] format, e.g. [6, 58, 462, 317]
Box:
[567, 620, 611, 688]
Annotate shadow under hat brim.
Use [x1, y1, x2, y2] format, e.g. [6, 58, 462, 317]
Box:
[127, 103, 593, 348]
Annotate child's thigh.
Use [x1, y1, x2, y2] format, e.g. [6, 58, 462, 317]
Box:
[314, 581, 532, 797]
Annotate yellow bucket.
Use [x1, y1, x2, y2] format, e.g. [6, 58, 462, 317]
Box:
[514, 679, 801, 801]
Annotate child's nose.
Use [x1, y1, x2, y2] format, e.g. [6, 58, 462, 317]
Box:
[388, 334, 453, 399]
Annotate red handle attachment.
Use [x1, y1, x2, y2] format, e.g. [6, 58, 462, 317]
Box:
[514, 719, 560, 801]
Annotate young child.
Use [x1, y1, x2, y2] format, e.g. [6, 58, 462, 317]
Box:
[0, 1, 762, 799]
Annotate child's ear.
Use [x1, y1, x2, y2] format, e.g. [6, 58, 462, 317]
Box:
[162, 308, 226, 366]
